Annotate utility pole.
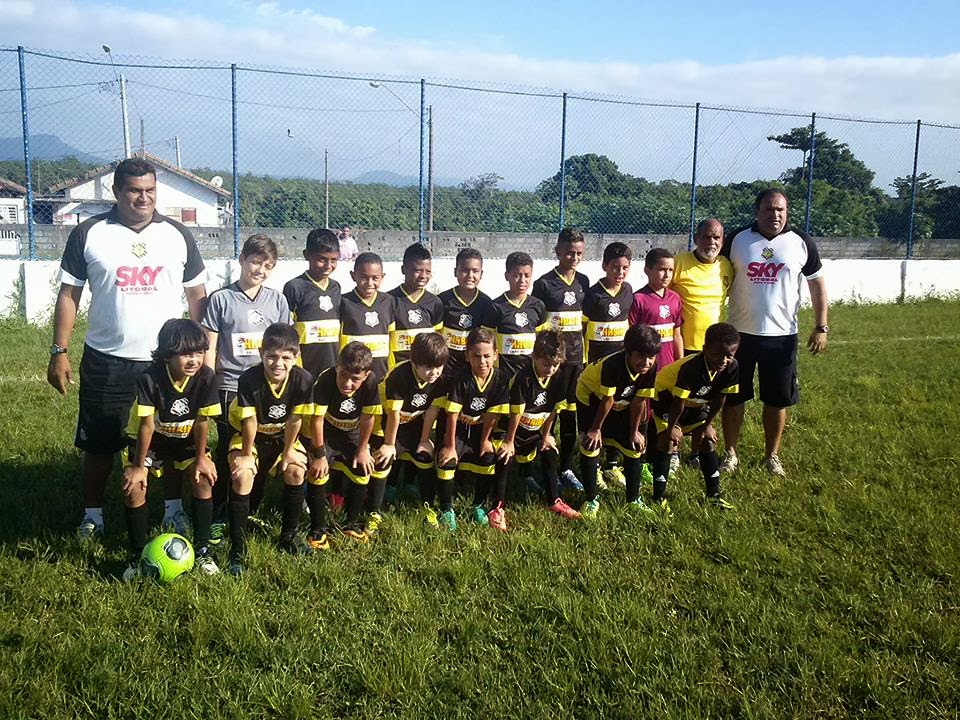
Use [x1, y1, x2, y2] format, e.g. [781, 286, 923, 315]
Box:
[428, 105, 434, 232]
[119, 73, 131, 158]
[139, 118, 145, 155]
[324, 149, 329, 228]
[174, 135, 182, 167]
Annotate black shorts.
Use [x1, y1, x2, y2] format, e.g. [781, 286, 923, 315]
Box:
[555, 362, 582, 410]
[76, 345, 151, 454]
[576, 401, 644, 459]
[726, 333, 799, 408]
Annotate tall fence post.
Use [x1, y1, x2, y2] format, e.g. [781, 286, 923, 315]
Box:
[17, 46, 35, 260]
[418, 79, 426, 245]
[906, 119, 921, 260]
[231, 64, 240, 258]
[687, 102, 700, 250]
[558, 92, 568, 232]
[804, 113, 816, 234]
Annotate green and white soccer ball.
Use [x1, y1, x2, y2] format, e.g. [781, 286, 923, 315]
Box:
[140, 533, 195, 584]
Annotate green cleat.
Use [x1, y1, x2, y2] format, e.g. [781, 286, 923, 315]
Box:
[628, 497, 654, 515]
[708, 496, 735, 511]
[365, 512, 383, 537]
[471, 505, 489, 526]
[640, 463, 654, 485]
[581, 499, 600, 519]
[422, 504, 439, 528]
[208, 522, 226, 546]
[439, 509, 458, 532]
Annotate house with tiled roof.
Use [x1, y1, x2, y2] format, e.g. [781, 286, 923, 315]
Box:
[0, 176, 27, 224]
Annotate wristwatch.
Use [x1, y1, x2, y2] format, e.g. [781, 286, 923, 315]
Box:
[814, 325, 830, 334]
[49, 343, 68, 356]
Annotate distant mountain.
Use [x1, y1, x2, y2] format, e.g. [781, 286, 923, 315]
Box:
[352, 169, 463, 188]
[0, 134, 103, 164]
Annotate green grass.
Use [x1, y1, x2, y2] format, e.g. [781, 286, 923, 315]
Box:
[1, 301, 959, 718]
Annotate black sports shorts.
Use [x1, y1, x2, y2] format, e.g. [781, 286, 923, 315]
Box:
[725, 333, 799, 409]
[76, 345, 151, 454]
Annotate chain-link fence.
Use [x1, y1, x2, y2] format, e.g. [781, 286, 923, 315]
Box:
[2, 45, 958, 259]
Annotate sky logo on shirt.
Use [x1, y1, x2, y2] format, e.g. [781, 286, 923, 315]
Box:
[115, 265, 164, 291]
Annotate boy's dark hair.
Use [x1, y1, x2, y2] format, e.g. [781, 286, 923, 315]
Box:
[261, 323, 300, 355]
[455, 247, 483, 268]
[338, 341, 374, 374]
[354, 251, 383, 271]
[113, 157, 156, 190]
[755, 187, 788, 210]
[466, 327, 496, 349]
[644, 247, 673, 269]
[152, 318, 208, 363]
[704, 322, 740, 349]
[623, 324, 661, 357]
[410, 332, 449, 368]
[241, 234, 279, 263]
[305, 228, 340, 254]
[602, 241, 632, 265]
[402, 243, 432, 267]
[506, 251, 534, 272]
[533, 329, 565, 363]
[557, 227, 585, 246]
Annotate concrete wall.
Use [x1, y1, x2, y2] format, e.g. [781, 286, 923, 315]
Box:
[4, 256, 959, 325]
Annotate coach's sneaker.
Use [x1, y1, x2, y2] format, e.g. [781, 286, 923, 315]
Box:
[547, 498, 581, 520]
[581, 499, 600, 519]
[439, 509, 458, 532]
[470, 505, 489, 526]
[278, 533, 313, 556]
[162, 509, 190, 536]
[342, 524, 369, 543]
[122, 562, 141, 583]
[764, 455, 786, 477]
[559, 469, 584, 493]
[719, 451, 739, 474]
[641, 463, 654, 485]
[77, 516, 104, 540]
[208, 522, 226, 547]
[365, 512, 383, 538]
[307, 529, 331, 551]
[603, 466, 626, 487]
[488, 504, 507, 532]
[195, 549, 220, 575]
[708, 495, 735, 511]
[422, 504, 440, 529]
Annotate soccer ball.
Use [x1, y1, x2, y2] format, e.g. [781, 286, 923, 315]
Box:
[140, 533, 195, 584]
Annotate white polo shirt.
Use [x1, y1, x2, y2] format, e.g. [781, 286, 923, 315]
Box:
[58, 208, 206, 361]
[721, 223, 823, 336]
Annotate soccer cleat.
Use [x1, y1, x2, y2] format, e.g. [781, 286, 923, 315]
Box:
[77, 516, 104, 539]
[365, 512, 383, 537]
[122, 562, 141, 582]
[195, 550, 220, 575]
[652, 498, 673, 518]
[439, 509, 458, 532]
[227, 556, 244, 576]
[641, 463, 654, 485]
[342, 524, 369, 542]
[595, 469, 608, 492]
[470, 505, 489, 526]
[278, 533, 313, 556]
[306, 529, 331, 551]
[162, 509, 190, 536]
[524, 475, 545, 496]
[559, 469, 584, 493]
[547, 498, 581, 520]
[669, 452, 680, 475]
[487, 504, 507, 532]
[422, 504, 440, 529]
[708, 495, 735, 511]
[628, 498, 654, 515]
[603, 466, 626, 487]
[247, 515, 271, 536]
[581, 499, 600, 519]
[719, 452, 739, 474]
[764, 455, 786, 477]
[208, 522, 226, 547]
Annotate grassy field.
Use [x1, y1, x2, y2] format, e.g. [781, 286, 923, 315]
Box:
[1, 300, 959, 718]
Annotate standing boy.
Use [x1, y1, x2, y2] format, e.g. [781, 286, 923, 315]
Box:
[532, 228, 590, 492]
[226, 323, 314, 575]
[482, 251, 548, 379]
[438, 248, 492, 375]
[628, 248, 684, 370]
[339, 252, 396, 382]
[283, 228, 342, 379]
[389, 243, 444, 367]
[583, 242, 634, 364]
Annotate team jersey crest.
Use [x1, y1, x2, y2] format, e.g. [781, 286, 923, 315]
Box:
[364, 311, 380, 327]
[608, 302, 621, 317]
[470, 397, 487, 411]
[408, 308, 423, 324]
[459, 314, 473, 328]
[412, 393, 428, 408]
[622, 385, 635, 398]
[131, 241, 147, 259]
[515, 312, 529, 328]
[170, 398, 190, 417]
[535, 390, 548, 406]
[696, 385, 711, 396]
[659, 304, 670, 319]
[563, 291, 576, 306]
[248, 309, 265, 326]
[318, 295, 333, 312]
[339, 397, 357, 414]
[762, 247, 774, 260]
[268, 404, 286, 420]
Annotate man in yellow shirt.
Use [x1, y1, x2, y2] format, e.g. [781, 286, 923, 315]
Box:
[672, 218, 733, 353]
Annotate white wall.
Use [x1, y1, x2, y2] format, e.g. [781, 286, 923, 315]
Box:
[5, 258, 960, 325]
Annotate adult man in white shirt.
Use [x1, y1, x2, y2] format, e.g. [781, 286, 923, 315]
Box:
[719, 189, 829, 476]
[338, 225, 359, 261]
[47, 158, 208, 536]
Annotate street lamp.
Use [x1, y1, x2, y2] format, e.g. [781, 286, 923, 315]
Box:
[370, 81, 434, 232]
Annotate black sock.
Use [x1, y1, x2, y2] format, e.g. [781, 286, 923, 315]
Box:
[651, 450, 670, 502]
[307, 482, 327, 532]
[558, 408, 577, 473]
[281, 483, 303, 537]
[191, 496, 213, 551]
[472, 471, 492, 507]
[623, 456, 642, 503]
[249, 473, 267, 517]
[603, 447, 622, 470]
[437, 478, 454, 512]
[228, 492, 250, 559]
[701, 449, 721, 497]
[212, 418, 230, 524]
[418, 467, 437, 506]
[367, 477, 387, 515]
[345, 480, 367, 525]
[541, 448, 560, 503]
[580, 452, 599, 501]
[125, 503, 149, 559]
[490, 462, 508, 505]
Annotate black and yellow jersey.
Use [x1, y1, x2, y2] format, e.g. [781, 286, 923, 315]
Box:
[311, 366, 381, 436]
[507, 363, 566, 445]
[339, 290, 396, 381]
[446, 366, 510, 430]
[230, 364, 313, 440]
[582, 280, 633, 363]
[126, 363, 220, 453]
[532, 268, 590, 365]
[481, 293, 548, 377]
[388, 285, 444, 365]
[438, 287, 492, 372]
[575, 350, 656, 411]
[283, 273, 341, 379]
[380, 360, 447, 446]
[652, 353, 739, 417]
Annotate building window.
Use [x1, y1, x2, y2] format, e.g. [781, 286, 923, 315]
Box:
[181, 208, 197, 224]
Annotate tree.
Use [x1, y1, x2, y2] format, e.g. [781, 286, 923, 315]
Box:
[768, 128, 875, 193]
[536, 154, 640, 204]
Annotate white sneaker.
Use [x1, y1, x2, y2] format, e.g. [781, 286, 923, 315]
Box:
[669, 452, 680, 474]
[196, 552, 220, 575]
[764, 455, 786, 477]
[162, 509, 190, 536]
[77, 516, 104, 539]
[719, 453, 739, 474]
